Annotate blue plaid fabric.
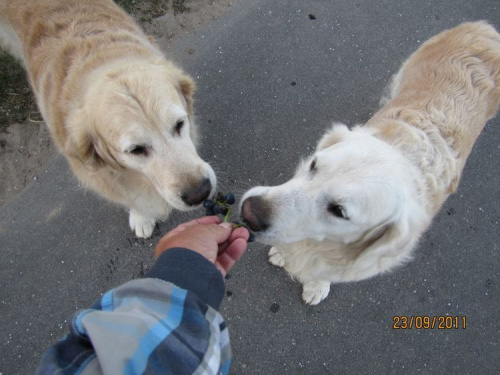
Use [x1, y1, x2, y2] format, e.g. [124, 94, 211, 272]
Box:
[36, 249, 231, 375]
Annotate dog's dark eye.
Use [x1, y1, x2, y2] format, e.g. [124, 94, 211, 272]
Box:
[175, 120, 184, 135]
[328, 203, 347, 219]
[128, 145, 149, 157]
[309, 159, 317, 172]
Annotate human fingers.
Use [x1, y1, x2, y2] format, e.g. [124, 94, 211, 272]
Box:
[155, 223, 232, 259]
[211, 222, 235, 244]
[165, 216, 222, 238]
[155, 217, 222, 255]
[215, 238, 248, 276]
[228, 226, 250, 243]
[216, 225, 249, 255]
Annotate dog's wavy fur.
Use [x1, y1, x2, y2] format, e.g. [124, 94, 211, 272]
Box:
[241, 21, 500, 304]
[0, 0, 216, 237]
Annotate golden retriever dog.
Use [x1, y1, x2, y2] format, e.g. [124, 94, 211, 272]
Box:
[0, 0, 216, 237]
[241, 21, 500, 305]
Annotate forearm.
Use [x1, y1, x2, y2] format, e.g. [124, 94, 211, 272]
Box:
[145, 247, 226, 309]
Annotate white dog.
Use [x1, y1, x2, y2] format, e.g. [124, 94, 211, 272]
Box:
[241, 21, 500, 304]
[0, 0, 216, 237]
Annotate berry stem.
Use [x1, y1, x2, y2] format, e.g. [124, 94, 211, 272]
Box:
[224, 208, 231, 222]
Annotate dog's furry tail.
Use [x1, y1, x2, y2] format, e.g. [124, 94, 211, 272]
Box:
[448, 21, 500, 119]
[379, 21, 500, 115]
[471, 21, 500, 118]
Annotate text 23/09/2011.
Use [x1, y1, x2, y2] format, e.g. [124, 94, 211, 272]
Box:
[392, 316, 466, 329]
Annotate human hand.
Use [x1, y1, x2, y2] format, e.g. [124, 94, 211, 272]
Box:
[154, 216, 249, 277]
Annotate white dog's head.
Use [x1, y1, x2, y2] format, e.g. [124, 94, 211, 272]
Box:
[241, 124, 428, 255]
[66, 61, 215, 210]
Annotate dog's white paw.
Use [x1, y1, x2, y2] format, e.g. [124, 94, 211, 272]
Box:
[268, 246, 285, 268]
[302, 280, 331, 305]
[129, 210, 156, 238]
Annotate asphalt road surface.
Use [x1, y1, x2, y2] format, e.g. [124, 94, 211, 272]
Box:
[1, 0, 499, 373]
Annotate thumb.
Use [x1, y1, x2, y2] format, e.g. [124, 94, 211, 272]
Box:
[205, 222, 233, 244]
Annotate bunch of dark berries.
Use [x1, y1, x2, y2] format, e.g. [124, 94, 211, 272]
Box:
[204, 192, 254, 242]
[204, 192, 235, 220]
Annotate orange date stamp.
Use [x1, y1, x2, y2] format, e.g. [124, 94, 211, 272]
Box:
[392, 316, 466, 329]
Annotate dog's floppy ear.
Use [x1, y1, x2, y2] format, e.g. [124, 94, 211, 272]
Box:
[161, 61, 196, 113]
[355, 199, 429, 276]
[179, 74, 196, 106]
[65, 113, 122, 170]
[178, 74, 196, 125]
[65, 119, 104, 170]
[317, 123, 350, 151]
[177, 72, 198, 144]
[161, 62, 198, 143]
[164, 61, 196, 115]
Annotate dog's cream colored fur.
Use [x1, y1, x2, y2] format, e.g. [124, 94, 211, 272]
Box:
[0, 0, 216, 237]
[241, 21, 500, 304]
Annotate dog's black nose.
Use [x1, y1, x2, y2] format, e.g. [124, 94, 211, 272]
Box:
[181, 178, 212, 206]
[241, 196, 272, 232]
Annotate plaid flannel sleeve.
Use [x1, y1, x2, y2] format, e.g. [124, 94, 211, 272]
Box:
[36, 248, 231, 375]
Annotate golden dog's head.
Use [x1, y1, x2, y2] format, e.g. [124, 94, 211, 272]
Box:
[66, 61, 215, 210]
[241, 123, 429, 255]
